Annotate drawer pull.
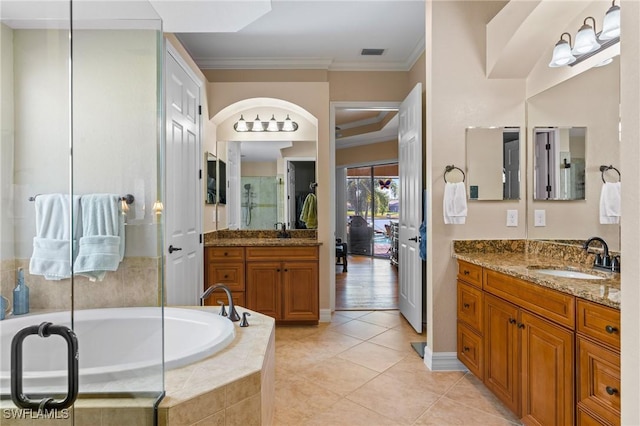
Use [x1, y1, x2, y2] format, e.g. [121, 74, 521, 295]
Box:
[463, 346, 470, 352]
[463, 270, 470, 275]
[605, 325, 618, 334]
[508, 318, 517, 325]
[463, 303, 470, 308]
[224, 252, 228, 256]
[605, 386, 618, 396]
[224, 274, 228, 279]
[517, 323, 525, 329]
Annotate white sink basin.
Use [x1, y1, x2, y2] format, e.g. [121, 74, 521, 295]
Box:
[532, 269, 605, 280]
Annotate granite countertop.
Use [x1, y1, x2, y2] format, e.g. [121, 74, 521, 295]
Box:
[452, 240, 620, 310]
[205, 238, 321, 247]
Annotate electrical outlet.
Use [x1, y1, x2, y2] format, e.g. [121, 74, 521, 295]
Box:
[534, 209, 546, 227]
[506, 210, 518, 227]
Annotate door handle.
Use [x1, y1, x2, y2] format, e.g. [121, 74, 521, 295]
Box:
[168, 245, 183, 254]
[408, 236, 419, 242]
[11, 322, 79, 410]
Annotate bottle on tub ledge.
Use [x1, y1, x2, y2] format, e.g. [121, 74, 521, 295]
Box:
[13, 267, 29, 315]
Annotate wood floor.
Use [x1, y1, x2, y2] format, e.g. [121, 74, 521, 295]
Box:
[336, 255, 398, 310]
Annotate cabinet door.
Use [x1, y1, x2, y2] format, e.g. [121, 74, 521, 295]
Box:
[520, 311, 574, 426]
[484, 294, 520, 416]
[457, 321, 483, 379]
[282, 261, 319, 321]
[246, 262, 281, 320]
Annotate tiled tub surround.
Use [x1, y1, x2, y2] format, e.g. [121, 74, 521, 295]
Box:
[452, 239, 620, 309]
[0, 257, 160, 311]
[0, 307, 275, 426]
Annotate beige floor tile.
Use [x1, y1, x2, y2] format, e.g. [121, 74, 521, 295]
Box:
[331, 319, 388, 340]
[298, 328, 364, 355]
[274, 340, 333, 375]
[298, 357, 379, 396]
[336, 341, 408, 372]
[303, 398, 398, 426]
[334, 310, 373, 319]
[346, 373, 441, 425]
[382, 356, 466, 395]
[443, 374, 521, 423]
[274, 375, 342, 424]
[327, 313, 354, 327]
[368, 327, 423, 353]
[275, 325, 323, 342]
[357, 310, 406, 328]
[414, 396, 521, 425]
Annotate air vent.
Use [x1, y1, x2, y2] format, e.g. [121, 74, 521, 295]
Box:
[361, 48, 385, 56]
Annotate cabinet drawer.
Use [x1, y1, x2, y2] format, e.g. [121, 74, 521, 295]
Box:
[484, 269, 575, 329]
[206, 262, 245, 292]
[577, 405, 616, 426]
[207, 247, 245, 261]
[246, 246, 318, 261]
[577, 299, 620, 350]
[457, 260, 482, 288]
[457, 281, 483, 332]
[577, 336, 621, 425]
[457, 321, 483, 380]
[204, 291, 245, 309]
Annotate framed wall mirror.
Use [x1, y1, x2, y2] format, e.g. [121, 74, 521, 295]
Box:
[533, 127, 586, 201]
[465, 127, 520, 200]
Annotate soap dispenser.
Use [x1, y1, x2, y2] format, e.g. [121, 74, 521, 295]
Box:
[12, 267, 29, 315]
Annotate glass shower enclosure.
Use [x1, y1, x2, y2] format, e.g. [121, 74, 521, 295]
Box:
[0, 1, 165, 424]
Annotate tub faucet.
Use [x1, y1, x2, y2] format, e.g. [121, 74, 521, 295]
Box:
[582, 237, 617, 271]
[200, 284, 241, 322]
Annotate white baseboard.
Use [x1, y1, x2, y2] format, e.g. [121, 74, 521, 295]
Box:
[423, 346, 468, 371]
[320, 309, 332, 323]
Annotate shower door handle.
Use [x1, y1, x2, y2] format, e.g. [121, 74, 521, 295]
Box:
[168, 245, 182, 254]
[11, 322, 79, 410]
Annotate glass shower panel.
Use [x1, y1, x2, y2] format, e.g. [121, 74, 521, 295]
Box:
[0, 1, 75, 424]
[0, 1, 164, 424]
[70, 0, 164, 422]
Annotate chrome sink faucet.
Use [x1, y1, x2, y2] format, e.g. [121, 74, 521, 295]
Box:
[200, 284, 241, 321]
[582, 237, 620, 272]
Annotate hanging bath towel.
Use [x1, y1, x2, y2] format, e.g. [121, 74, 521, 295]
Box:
[443, 182, 467, 224]
[599, 182, 621, 224]
[300, 193, 317, 229]
[29, 194, 81, 280]
[74, 194, 125, 282]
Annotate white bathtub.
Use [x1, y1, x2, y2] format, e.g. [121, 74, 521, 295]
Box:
[0, 307, 235, 393]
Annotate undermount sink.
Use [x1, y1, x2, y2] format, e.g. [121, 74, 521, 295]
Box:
[529, 268, 605, 280]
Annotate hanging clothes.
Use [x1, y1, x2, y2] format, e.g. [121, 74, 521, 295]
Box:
[300, 192, 317, 229]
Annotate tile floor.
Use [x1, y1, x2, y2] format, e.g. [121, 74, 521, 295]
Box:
[274, 310, 522, 425]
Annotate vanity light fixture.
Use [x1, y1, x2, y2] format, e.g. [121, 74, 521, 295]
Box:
[152, 200, 164, 215]
[233, 114, 298, 132]
[549, 2, 620, 68]
[572, 17, 600, 55]
[549, 32, 576, 67]
[600, 0, 620, 40]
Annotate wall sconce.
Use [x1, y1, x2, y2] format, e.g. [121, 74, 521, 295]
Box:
[152, 200, 164, 215]
[548, 2, 620, 68]
[234, 114, 298, 132]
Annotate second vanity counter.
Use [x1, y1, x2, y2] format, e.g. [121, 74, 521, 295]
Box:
[205, 237, 321, 247]
[452, 240, 620, 310]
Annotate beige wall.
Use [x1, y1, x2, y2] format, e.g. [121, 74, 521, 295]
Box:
[242, 162, 277, 177]
[620, 1, 640, 423]
[426, 1, 527, 358]
[0, 24, 15, 262]
[526, 59, 620, 248]
[336, 139, 398, 167]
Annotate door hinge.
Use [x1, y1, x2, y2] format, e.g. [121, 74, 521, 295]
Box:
[545, 143, 551, 150]
[546, 185, 552, 192]
[199, 169, 202, 179]
[198, 105, 202, 116]
[199, 234, 203, 244]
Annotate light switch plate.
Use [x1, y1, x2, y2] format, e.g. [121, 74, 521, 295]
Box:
[534, 209, 546, 227]
[506, 210, 518, 227]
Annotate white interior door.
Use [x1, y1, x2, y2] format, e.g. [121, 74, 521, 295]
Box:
[165, 51, 201, 305]
[398, 83, 423, 333]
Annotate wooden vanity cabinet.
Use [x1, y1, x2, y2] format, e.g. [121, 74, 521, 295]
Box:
[246, 246, 319, 323]
[576, 300, 621, 426]
[457, 260, 484, 379]
[204, 247, 245, 306]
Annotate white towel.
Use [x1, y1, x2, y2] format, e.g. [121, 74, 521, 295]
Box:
[599, 182, 621, 224]
[29, 194, 81, 280]
[73, 194, 125, 281]
[443, 182, 467, 224]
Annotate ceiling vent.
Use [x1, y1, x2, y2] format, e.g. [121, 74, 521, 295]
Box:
[361, 48, 385, 56]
